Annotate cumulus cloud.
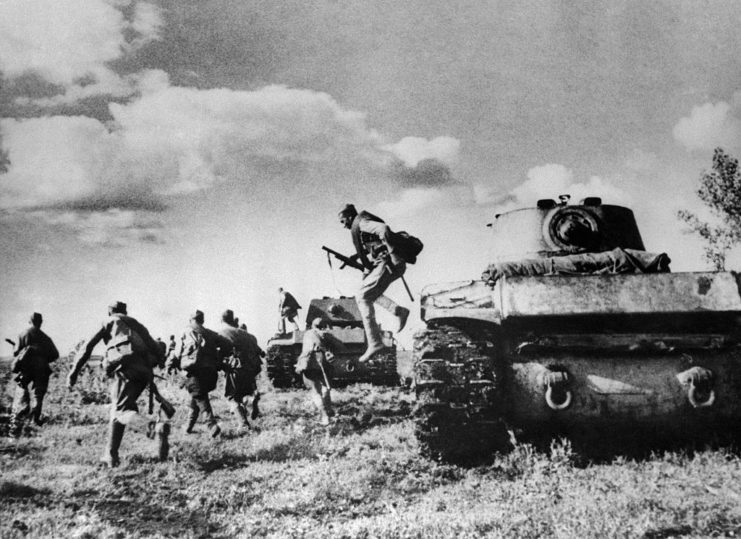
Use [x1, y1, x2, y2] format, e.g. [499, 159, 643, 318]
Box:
[0, 0, 163, 104]
[673, 93, 741, 152]
[468, 163, 632, 217]
[1, 80, 464, 243]
[382, 136, 460, 188]
[375, 184, 475, 218]
[384, 136, 459, 168]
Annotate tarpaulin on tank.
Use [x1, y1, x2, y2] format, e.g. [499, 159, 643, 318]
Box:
[481, 247, 671, 286]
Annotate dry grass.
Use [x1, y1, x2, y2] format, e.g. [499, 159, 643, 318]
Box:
[2, 357, 741, 538]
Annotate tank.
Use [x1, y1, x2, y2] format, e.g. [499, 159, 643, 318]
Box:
[413, 195, 741, 461]
[266, 296, 399, 388]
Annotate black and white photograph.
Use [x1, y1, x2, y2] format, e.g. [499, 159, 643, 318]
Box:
[3, 1, 741, 537]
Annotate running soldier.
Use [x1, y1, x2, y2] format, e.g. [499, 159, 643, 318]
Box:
[169, 310, 231, 438]
[296, 317, 345, 425]
[338, 204, 411, 362]
[67, 302, 168, 467]
[8, 313, 59, 438]
[218, 310, 264, 431]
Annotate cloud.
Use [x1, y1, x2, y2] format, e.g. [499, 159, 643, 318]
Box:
[513, 164, 630, 206]
[375, 184, 475, 218]
[467, 163, 632, 218]
[383, 135, 460, 187]
[0, 0, 164, 104]
[1, 81, 464, 242]
[0, 115, 166, 211]
[383, 136, 460, 168]
[38, 209, 166, 246]
[673, 93, 741, 152]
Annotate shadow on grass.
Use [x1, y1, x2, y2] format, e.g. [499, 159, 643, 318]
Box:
[0, 481, 51, 499]
[195, 451, 253, 472]
[93, 497, 220, 538]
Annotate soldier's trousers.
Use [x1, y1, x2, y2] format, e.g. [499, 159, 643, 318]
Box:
[185, 369, 218, 431]
[357, 260, 406, 346]
[302, 370, 333, 422]
[10, 375, 49, 434]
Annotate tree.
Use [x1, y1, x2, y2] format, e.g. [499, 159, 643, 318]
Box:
[678, 148, 741, 270]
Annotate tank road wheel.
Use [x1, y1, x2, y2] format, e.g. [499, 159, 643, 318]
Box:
[413, 324, 510, 463]
[266, 346, 303, 389]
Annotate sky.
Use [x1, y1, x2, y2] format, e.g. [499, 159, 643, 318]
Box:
[3, 0, 741, 354]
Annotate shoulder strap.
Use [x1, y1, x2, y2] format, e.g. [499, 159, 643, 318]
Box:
[351, 211, 385, 269]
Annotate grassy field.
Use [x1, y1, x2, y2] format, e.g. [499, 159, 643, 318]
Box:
[2, 355, 741, 538]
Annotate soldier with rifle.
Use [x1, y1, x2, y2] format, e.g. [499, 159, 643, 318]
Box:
[296, 317, 345, 425]
[7, 312, 59, 438]
[335, 204, 414, 363]
[67, 301, 173, 467]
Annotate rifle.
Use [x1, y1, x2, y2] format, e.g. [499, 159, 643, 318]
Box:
[322, 245, 415, 302]
[322, 246, 365, 271]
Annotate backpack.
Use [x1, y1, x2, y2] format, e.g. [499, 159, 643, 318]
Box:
[11, 345, 36, 374]
[180, 330, 206, 371]
[392, 231, 424, 264]
[104, 316, 148, 376]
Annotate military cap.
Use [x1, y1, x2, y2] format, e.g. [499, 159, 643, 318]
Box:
[30, 312, 43, 325]
[191, 310, 204, 324]
[338, 203, 357, 217]
[222, 309, 235, 325]
[109, 301, 127, 314]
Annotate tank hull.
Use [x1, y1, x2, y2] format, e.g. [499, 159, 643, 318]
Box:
[266, 297, 399, 388]
[414, 271, 741, 460]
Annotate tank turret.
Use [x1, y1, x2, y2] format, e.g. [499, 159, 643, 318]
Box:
[488, 196, 644, 262]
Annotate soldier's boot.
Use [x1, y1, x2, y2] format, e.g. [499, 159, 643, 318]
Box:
[202, 399, 221, 438]
[250, 392, 261, 420]
[322, 389, 334, 419]
[155, 421, 171, 462]
[357, 299, 386, 363]
[8, 413, 24, 438]
[184, 402, 199, 434]
[157, 396, 176, 420]
[376, 295, 410, 333]
[30, 395, 46, 426]
[103, 420, 125, 468]
[233, 402, 250, 430]
[309, 390, 330, 425]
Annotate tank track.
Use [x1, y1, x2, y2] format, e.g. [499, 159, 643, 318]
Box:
[266, 346, 303, 389]
[413, 323, 509, 462]
[366, 350, 400, 387]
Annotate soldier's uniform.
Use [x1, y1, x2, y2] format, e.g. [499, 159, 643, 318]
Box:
[278, 288, 302, 333]
[339, 204, 410, 363]
[296, 318, 345, 425]
[171, 310, 231, 438]
[9, 313, 59, 437]
[68, 302, 166, 467]
[218, 310, 264, 429]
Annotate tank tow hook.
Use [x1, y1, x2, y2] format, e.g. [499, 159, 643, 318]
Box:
[676, 366, 716, 408]
[540, 369, 572, 411]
